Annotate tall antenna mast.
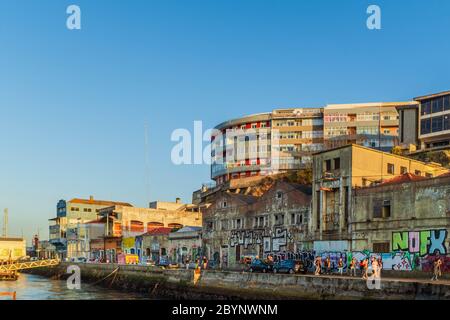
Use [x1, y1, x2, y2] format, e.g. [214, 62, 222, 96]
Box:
[3, 208, 8, 238]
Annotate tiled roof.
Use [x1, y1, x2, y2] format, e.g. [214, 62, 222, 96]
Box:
[175, 226, 202, 233]
[69, 198, 133, 207]
[438, 171, 450, 178]
[379, 173, 427, 186]
[141, 227, 173, 236]
[227, 193, 259, 204]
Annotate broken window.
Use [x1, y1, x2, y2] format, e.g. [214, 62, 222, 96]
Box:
[325, 159, 332, 171]
[334, 157, 340, 170]
[382, 200, 391, 218]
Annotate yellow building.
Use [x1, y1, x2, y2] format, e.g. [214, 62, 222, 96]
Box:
[0, 238, 27, 261]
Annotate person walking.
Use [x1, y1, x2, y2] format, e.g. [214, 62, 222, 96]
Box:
[314, 256, 322, 275]
[371, 258, 379, 279]
[325, 256, 332, 275]
[349, 257, 357, 277]
[361, 258, 369, 280]
[432, 258, 442, 281]
[337, 257, 344, 276]
[377, 257, 383, 278]
[202, 256, 208, 270]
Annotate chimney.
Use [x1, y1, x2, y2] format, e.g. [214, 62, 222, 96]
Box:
[89, 195, 94, 201]
[176, 197, 181, 204]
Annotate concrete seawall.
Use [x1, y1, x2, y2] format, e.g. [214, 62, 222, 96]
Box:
[24, 263, 450, 300]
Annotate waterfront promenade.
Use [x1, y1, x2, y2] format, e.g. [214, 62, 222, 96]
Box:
[23, 262, 450, 300]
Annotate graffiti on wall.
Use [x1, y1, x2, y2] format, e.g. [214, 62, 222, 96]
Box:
[392, 229, 448, 256]
[229, 228, 293, 253]
[260, 249, 449, 273]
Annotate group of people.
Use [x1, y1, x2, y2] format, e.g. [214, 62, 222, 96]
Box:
[314, 255, 383, 279]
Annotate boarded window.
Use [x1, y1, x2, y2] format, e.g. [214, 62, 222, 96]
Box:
[147, 222, 164, 230]
[373, 200, 382, 218]
[373, 242, 390, 253]
[387, 163, 395, 174]
[130, 220, 144, 233]
[334, 158, 340, 170]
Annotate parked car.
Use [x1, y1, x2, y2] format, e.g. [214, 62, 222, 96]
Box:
[157, 256, 170, 267]
[248, 259, 273, 273]
[273, 259, 307, 274]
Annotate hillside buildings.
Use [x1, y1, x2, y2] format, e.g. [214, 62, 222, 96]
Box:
[210, 101, 412, 188]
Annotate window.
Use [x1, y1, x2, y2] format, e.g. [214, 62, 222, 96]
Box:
[420, 118, 431, 135]
[444, 115, 450, 131]
[291, 213, 295, 225]
[373, 200, 391, 218]
[432, 98, 443, 113]
[276, 191, 283, 199]
[400, 166, 407, 174]
[205, 221, 213, 231]
[415, 170, 421, 176]
[274, 214, 284, 226]
[382, 200, 391, 218]
[425, 173, 433, 178]
[334, 158, 340, 170]
[222, 201, 227, 208]
[432, 116, 443, 133]
[373, 242, 390, 253]
[221, 220, 228, 230]
[444, 95, 450, 111]
[373, 200, 382, 218]
[421, 101, 431, 115]
[387, 163, 395, 174]
[325, 159, 332, 171]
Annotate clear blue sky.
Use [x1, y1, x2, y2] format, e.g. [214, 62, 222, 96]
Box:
[0, 0, 449, 243]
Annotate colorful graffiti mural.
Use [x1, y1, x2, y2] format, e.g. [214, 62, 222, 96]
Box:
[392, 229, 448, 256]
[229, 228, 293, 253]
[262, 249, 449, 273]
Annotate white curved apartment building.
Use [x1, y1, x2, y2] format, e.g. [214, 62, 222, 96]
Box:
[211, 108, 324, 185]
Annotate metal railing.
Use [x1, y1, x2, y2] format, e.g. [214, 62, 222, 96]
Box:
[0, 259, 60, 272]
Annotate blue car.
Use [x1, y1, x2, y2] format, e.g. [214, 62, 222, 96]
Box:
[273, 260, 305, 274]
[248, 259, 273, 273]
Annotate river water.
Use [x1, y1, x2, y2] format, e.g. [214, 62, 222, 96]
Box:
[0, 273, 150, 300]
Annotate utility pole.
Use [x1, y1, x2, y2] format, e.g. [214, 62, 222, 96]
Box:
[2, 208, 8, 238]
